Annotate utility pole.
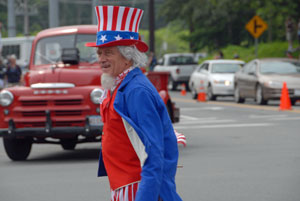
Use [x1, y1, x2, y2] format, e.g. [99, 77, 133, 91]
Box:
[49, 0, 59, 28]
[24, 0, 29, 36]
[92, 0, 98, 25]
[149, 0, 155, 54]
[7, 0, 16, 37]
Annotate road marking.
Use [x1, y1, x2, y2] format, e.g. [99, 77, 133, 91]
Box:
[174, 123, 273, 129]
[270, 117, 300, 121]
[173, 97, 300, 113]
[180, 115, 201, 121]
[179, 119, 236, 125]
[249, 114, 288, 119]
[181, 116, 217, 121]
[181, 107, 224, 111]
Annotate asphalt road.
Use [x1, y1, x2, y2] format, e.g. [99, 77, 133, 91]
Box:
[0, 91, 300, 201]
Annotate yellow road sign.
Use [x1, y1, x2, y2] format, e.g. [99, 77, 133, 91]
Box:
[245, 15, 268, 38]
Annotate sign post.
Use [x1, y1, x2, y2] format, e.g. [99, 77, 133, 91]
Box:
[245, 15, 268, 58]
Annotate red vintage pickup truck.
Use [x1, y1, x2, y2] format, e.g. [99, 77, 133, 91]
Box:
[0, 25, 179, 161]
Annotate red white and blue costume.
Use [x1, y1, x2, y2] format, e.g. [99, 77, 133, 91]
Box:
[86, 5, 182, 201]
[99, 67, 182, 201]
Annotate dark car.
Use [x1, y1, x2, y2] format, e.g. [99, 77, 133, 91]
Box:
[234, 58, 300, 105]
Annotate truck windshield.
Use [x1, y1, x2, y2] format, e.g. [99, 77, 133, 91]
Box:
[168, 56, 196, 65]
[34, 34, 97, 65]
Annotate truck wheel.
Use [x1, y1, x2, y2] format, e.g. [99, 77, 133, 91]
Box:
[3, 137, 32, 161]
[61, 138, 77, 150]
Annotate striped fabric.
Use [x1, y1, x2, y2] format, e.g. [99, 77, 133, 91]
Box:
[111, 182, 163, 201]
[95, 6, 143, 32]
[174, 129, 187, 147]
[111, 182, 139, 201]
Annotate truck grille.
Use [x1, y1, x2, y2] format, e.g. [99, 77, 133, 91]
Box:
[21, 100, 47, 106]
[21, 99, 82, 106]
[15, 95, 89, 128]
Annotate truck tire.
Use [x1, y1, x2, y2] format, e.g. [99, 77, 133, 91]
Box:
[3, 138, 32, 161]
[61, 138, 77, 150]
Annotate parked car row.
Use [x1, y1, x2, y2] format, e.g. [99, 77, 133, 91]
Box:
[189, 58, 300, 105]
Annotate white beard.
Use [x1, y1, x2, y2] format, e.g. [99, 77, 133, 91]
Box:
[101, 73, 115, 90]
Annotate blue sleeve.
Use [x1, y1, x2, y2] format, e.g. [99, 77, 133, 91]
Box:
[126, 88, 165, 201]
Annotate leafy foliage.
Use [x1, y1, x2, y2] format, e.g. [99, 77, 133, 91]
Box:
[160, 0, 300, 52]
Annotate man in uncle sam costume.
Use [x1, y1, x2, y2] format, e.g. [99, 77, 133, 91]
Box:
[86, 5, 183, 201]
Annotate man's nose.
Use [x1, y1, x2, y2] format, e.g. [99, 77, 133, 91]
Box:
[98, 54, 107, 62]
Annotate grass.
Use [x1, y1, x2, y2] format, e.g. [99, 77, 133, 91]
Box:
[200, 41, 300, 63]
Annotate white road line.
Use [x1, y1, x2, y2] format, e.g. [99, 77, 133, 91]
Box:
[270, 117, 300, 121]
[180, 107, 224, 111]
[179, 119, 236, 125]
[180, 115, 201, 121]
[249, 114, 287, 119]
[174, 123, 273, 129]
[181, 116, 217, 121]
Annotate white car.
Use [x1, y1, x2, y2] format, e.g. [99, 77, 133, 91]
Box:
[189, 59, 245, 100]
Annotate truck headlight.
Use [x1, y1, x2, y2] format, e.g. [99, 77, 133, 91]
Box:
[90, 88, 104, 104]
[0, 90, 14, 107]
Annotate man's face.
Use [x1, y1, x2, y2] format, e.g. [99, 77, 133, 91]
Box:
[97, 46, 131, 77]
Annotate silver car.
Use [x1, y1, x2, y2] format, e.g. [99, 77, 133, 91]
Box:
[234, 58, 300, 105]
[189, 59, 245, 100]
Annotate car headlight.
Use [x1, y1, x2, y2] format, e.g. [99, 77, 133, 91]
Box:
[0, 90, 14, 107]
[264, 81, 282, 88]
[213, 80, 231, 86]
[90, 88, 104, 104]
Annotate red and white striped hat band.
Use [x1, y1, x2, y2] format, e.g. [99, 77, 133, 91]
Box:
[86, 5, 149, 52]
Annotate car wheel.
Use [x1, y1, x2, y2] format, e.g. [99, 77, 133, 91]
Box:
[168, 76, 177, 91]
[207, 85, 216, 101]
[190, 84, 198, 99]
[3, 137, 32, 161]
[234, 85, 245, 103]
[255, 85, 267, 105]
[61, 138, 77, 150]
[291, 99, 296, 106]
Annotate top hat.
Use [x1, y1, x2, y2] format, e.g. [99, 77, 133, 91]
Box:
[86, 5, 148, 52]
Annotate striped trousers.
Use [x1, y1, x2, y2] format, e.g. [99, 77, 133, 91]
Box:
[111, 182, 163, 201]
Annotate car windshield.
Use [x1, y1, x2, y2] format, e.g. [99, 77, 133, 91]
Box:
[211, 63, 242, 73]
[260, 61, 300, 74]
[34, 34, 97, 65]
[168, 56, 196, 65]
